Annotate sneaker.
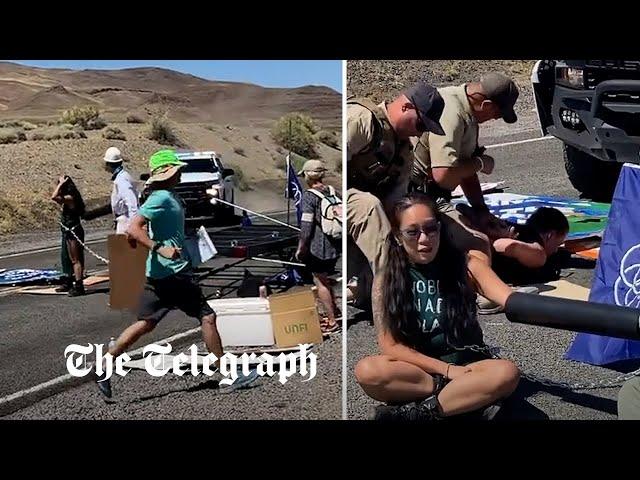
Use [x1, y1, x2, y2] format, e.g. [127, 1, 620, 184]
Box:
[515, 286, 540, 295]
[95, 371, 112, 399]
[477, 286, 540, 314]
[219, 367, 260, 393]
[476, 294, 503, 315]
[321, 320, 341, 336]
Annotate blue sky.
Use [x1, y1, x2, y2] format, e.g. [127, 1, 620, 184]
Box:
[9, 60, 343, 92]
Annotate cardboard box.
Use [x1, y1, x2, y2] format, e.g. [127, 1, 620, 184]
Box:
[268, 287, 323, 347]
[207, 297, 275, 347]
[107, 234, 147, 311]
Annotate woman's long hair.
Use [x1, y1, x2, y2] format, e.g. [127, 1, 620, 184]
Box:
[381, 192, 478, 349]
[61, 176, 86, 217]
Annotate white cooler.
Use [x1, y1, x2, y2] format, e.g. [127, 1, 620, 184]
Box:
[207, 297, 274, 347]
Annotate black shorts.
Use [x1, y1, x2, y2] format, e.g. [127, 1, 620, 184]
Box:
[137, 268, 214, 324]
[306, 255, 338, 275]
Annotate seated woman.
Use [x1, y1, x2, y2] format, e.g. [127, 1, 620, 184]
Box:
[354, 192, 520, 421]
[51, 175, 86, 297]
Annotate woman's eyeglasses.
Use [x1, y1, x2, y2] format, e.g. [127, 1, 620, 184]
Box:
[399, 221, 441, 240]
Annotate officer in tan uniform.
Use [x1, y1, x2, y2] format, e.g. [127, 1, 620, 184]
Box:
[346, 81, 445, 309]
[410, 72, 519, 259]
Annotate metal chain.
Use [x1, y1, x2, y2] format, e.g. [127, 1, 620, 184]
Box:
[449, 343, 640, 391]
[59, 222, 110, 265]
[521, 368, 640, 391]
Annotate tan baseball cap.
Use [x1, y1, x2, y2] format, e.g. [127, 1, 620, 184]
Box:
[297, 159, 327, 176]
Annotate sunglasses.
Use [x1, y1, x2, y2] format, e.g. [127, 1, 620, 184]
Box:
[399, 221, 441, 240]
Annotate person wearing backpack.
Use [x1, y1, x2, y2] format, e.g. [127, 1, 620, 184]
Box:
[295, 160, 342, 335]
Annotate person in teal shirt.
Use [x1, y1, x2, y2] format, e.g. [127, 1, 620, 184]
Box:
[138, 186, 190, 279]
[94, 150, 256, 399]
[355, 192, 521, 421]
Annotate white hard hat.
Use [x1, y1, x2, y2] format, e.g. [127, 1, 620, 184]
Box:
[104, 147, 123, 163]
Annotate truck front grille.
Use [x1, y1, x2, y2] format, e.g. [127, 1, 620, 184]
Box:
[174, 183, 211, 204]
[585, 60, 640, 89]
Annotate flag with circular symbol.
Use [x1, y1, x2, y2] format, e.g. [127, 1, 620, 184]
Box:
[565, 164, 640, 365]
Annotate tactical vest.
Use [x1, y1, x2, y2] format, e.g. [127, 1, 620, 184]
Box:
[411, 133, 432, 187]
[406, 133, 448, 201]
[347, 97, 405, 194]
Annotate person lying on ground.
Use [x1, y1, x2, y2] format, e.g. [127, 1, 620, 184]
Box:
[458, 205, 569, 286]
[354, 192, 520, 421]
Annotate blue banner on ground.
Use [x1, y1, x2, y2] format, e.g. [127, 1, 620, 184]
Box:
[0, 269, 62, 286]
[453, 192, 610, 240]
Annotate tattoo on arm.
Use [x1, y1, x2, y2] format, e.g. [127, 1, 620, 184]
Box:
[371, 276, 386, 335]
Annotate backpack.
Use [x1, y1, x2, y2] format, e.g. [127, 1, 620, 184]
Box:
[308, 186, 342, 240]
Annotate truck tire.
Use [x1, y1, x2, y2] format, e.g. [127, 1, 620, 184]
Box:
[563, 144, 621, 202]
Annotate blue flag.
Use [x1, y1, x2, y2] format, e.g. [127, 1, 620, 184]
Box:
[285, 154, 303, 225]
[565, 164, 640, 366]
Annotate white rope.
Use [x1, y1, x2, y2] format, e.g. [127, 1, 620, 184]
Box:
[250, 257, 306, 267]
[59, 222, 110, 265]
[212, 198, 301, 232]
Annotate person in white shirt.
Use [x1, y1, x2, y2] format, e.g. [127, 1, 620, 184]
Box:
[84, 147, 139, 234]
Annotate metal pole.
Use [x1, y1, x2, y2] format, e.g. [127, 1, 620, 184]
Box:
[286, 118, 292, 226]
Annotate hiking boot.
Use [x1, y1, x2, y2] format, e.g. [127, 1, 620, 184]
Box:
[375, 399, 502, 422]
[68, 281, 85, 297]
[55, 277, 72, 293]
[374, 395, 444, 421]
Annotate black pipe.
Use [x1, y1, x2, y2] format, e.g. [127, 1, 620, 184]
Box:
[504, 292, 640, 340]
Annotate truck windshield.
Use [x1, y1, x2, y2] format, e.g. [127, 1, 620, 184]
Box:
[182, 159, 220, 173]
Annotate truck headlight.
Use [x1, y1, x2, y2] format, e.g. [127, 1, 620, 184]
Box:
[556, 67, 584, 89]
